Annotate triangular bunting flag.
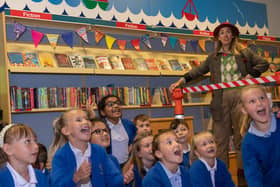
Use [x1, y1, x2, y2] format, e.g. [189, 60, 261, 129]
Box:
[198, 39, 206, 52]
[131, 39, 141, 51]
[271, 52, 277, 62]
[178, 38, 187, 52]
[46, 34, 59, 49]
[117, 40, 127, 50]
[31, 30, 44, 48]
[242, 40, 248, 48]
[105, 35, 116, 49]
[257, 48, 263, 56]
[76, 27, 88, 43]
[14, 22, 27, 40]
[95, 29, 104, 44]
[142, 35, 152, 49]
[169, 36, 178, 49]
[190, 40, 198, 52]
[264, 51, 270, 58]
[159, 33, 168, 47]
[61, 32, 73, 48]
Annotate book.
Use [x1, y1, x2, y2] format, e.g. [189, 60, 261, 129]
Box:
[189, 60, 200, 68]
[156, 59, 172, 71]
[109, 55, 125, 70]
[134, 58, 149, 71]
[145, 58, 159, 71]
[95, 56, 112, 69]
[82, 56, 97, 69]
[180, 61, 191, 71]
[121, 57, 136, 70]
[168, 59, 183, 71]
[23, 52, 40, 67]
[54, 53, 73, 68]
[7, 52, 24, 66]
[68, 55, 85, 68]
[38, 52, 56, 67]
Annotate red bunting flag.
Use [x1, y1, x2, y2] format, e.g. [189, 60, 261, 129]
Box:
[95, 29, 104, 43]
[131, 39, 141, 51]
[117, 40, 127, 50]
[178, 38, 187, 52]
[31, 30, 44, 48]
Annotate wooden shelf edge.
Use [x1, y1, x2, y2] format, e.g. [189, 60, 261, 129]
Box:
[9, 66, 95, 74]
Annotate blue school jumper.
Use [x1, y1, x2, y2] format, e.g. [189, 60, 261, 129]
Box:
[108, 154, 121, 171]
[241, 115, 280, 187]
[0, 166, 50, 187]
[181, 151, 190, 169]
[189, 159, 235, 187]
[50, 142, 124, 187]
[142, 162, 192, 187]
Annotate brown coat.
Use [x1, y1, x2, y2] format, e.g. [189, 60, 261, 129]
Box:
[183, 48, 269, 120]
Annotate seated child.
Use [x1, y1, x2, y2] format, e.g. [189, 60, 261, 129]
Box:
[170, 119, 191, 169]
[123, 131, 155, 187]
[0, 123, 49, 186]
[189, 131, 235, 187]
[142, 130, 192, 187]
[50, 108, 124, 187]
[33, 143, 49, 176]
[133, 114, 152, 134]
[240, 85, 280, 187]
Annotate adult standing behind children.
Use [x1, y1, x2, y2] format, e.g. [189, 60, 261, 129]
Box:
[97, 95, 137, 167]
[169, 22, 269, 168]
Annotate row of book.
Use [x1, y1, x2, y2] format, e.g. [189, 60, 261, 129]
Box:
[265, 85, 280, 100]
[7, 52, 202, 71]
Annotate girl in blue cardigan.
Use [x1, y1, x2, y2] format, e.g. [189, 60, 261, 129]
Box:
[0, 123, 49, 187]
[50, 109, 124, 187]
[189, 131, 235, 187]
[240, 85, 280, 187]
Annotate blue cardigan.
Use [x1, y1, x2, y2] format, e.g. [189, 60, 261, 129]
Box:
[50, 142, 124, 187]
[0, 165, 50, 187]
[189, 159, 235, 187]
[241, 116, 280, 187]
[142, 162, 192, 187]
[181, 152, 190, 170]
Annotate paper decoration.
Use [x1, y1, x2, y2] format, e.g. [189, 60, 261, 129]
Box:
[95, 29, 104, 44]
[105, 35, 116, 49]
[117, 40, 127, 50]
[14, 22, 27, 40]
[198, 39, 206, 52]
[131, 39, 141, 51]
[46, 34, 59, 49]
[169, 36, 178, 49]
[178, 38, 187, 52]
[264, 51, 270, 58]
[61, 32, 73, 48]
[142, 35, 152, 49]
[76, 27, 88, 43]
[31, 30, 44, 48]
[190, 40, 198, 52]
[257, 48, 263, 56]
[242, 40, 248, 48]
[159, 33, 169, 47]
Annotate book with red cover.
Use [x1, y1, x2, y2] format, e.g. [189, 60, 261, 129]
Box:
[156, 59, 172, 71]
[121, 57, 136, 70]
[145, 58, 159, 71]
[54, 53, 73, 68]
[95, 56, 112, 69]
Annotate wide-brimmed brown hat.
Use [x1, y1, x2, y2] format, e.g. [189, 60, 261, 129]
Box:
[213, 22, 240, 38]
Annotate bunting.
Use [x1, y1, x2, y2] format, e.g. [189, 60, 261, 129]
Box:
[76, 27, 89, 43]
[190, 40, 198, 52]
[178, 39, 187, 52]
[117, 40, 127, 50]
[14, 22, 26, 40]
[61, 32, 73, 48]
[46, 34, 59, 49]
[142, 35, 152, 49]
[169, 36, 178, 49]
[105, 35, 116, 49]
[198, 40, 206, 52]
[131, 39, 141, 51]
[31, 30, 44, 48]
[160, 33, 169, 47]
[264, 51, 270, 58]
[95, 29, 104, 44]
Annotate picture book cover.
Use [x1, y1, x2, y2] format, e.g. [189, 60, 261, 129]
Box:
[145, 58, 159, 71]
[54, 53, 73, 68]
[168, 59, 183, 71]
[133, 58, 149, 71]
[189, 60, 201, 68]
[156, 59, 172, 71]
[95, 56, 112, 69]
[38, 52, 56, 67]
[180, 61, 191, 71]
[68, 54, 85, 68]
[23, 52, 40, 67]
[121, 57, 136, 70]
[7, 52, 24, 66]
[109, 55, 125, 70]
[82, 56, 97, 69]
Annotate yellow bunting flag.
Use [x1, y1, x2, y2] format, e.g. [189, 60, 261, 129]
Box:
[46, 34, 59, 49]
[95, 29, 104, 43]
[198, 39, 206, 52]
[105, 35, 116, 49]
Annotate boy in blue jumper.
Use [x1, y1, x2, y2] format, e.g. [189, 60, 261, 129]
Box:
[142, 130, 192, 187]
[240, 85, 280, 187]
[189, 131, 235, 187]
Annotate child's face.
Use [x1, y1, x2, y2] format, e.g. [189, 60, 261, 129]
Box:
[194, 135, 216, 160]
[90, 121, 110, 149]
[241, 88, 271, 126]
[137, 136, 154, 162]
[101, 97, 122, 120]
[136, 120, 152, 134]
[62, 110, 91, 144]
[155, 132, 183, 165]
[173, 124, 189, 144]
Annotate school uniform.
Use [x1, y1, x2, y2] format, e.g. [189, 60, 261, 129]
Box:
[0, 163, 49, 187]
[189, 158, 235, 187]
[50, 142, 124, 187]
[241, 114, 280, 187]
[181, 145, 191, 169]
[108, 154, 121, 171]
[142, 161, 192, 187]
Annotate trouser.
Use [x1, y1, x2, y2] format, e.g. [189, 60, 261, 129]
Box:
[212, 89, 243, 168]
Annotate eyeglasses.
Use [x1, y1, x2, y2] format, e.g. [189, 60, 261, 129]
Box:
[105, 101, 121, 107]
[91, 128, 109, 135]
